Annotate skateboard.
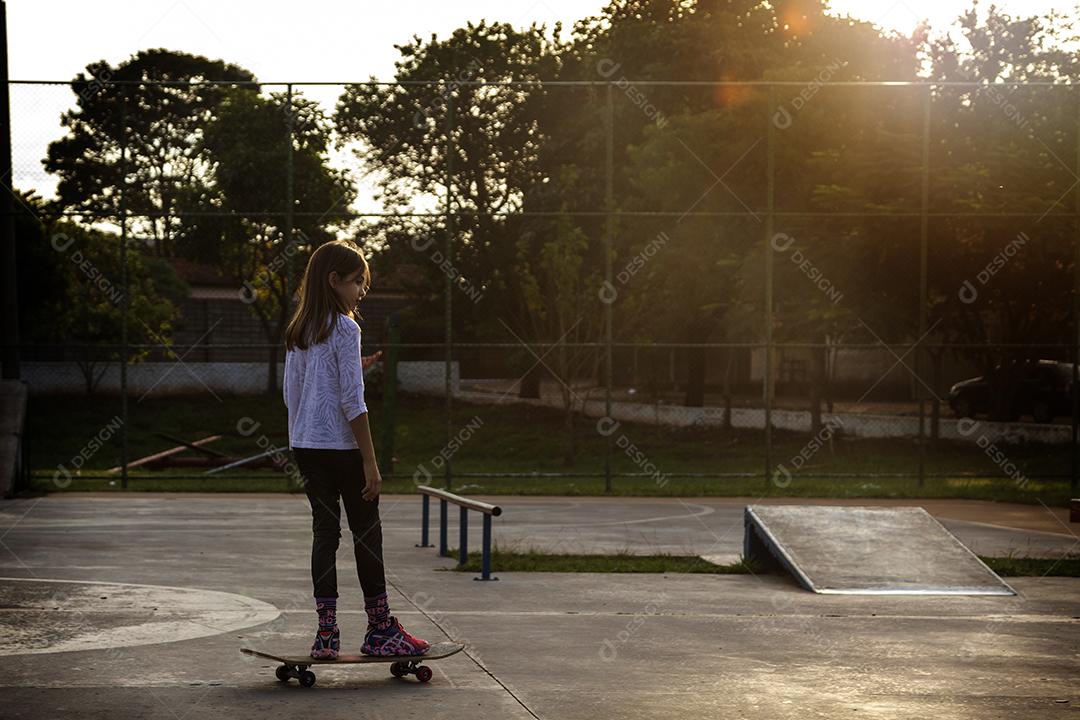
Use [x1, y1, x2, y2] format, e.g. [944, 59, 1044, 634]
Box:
[240, 642, 465, 687]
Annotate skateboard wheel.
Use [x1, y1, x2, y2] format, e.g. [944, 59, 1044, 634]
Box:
[389, 662, 407, 678]
[299, 670, 316, 687]
[415, 665, 433, 683]
[275, 665, 291, 682]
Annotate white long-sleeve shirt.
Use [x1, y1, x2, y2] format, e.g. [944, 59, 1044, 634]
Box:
[283, 312, 368, 450]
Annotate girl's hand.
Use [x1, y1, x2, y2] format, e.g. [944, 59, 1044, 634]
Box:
[361, 351, 383, 371]
[362, 457, 382, 501]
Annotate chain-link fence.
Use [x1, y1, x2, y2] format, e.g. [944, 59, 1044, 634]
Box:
[9, 78, 1079, 494]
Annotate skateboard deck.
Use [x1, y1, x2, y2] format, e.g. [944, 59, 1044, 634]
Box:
[240, 641, 465, 687]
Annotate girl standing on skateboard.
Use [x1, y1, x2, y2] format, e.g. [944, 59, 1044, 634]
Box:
[283, 239, 430, 659]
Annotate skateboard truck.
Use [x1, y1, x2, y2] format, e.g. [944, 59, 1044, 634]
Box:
[270, 658, 434, 687]
[389, 660, 434, 683]
[275, 662, 318, 687]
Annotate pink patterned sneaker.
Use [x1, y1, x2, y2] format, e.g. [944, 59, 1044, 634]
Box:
[361, 616, 431, 656]
[310, 596, 340, 659]
[310, 625, 340, 659]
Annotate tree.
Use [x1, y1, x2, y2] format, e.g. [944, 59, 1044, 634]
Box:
[178, 87, 355, 393]
[772, 2, 1080, 426]
[919, 5, 1078, 421]
[517, 173, 606, 464]
[577, 0, 915, 417]
[14, 191, 67, 345]
[334, 21, 565, 381]
[792, 4, 1079, 422]
[44, 49, 257, 257]
[39, 220, 181, 397]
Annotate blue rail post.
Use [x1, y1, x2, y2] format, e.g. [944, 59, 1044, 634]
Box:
[439, 498, 448, 557]
[474, 513, 498, 582]
[417, 486, 499, 580]
[458, 506, 468, 566]
[416, 493, 433, 548]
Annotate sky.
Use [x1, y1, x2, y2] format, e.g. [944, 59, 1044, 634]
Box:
[7, 0, 1071, 207]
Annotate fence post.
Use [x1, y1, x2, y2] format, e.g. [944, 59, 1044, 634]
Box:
[476, 513, 497, 581]
[763, 84, 776, 485]
[281, 82, 294, 482]
[917, 84, 932, 488]
[444, 88, 454, 491]
[458, 505, 468, 566]
[416, 493, 432, 548]
[439, 497, 448, 557]
[0, 1, 19, 382]
[285, 82, 294, 247]
[604, 81, 614, 494]
[1072, 87, 1080, 492]
[284, 82, 294, 367]
[381, 312, 399, 478]
[120, 85, 130, 490]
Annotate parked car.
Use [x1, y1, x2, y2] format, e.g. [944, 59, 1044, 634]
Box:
[948, 360, 1074, 423]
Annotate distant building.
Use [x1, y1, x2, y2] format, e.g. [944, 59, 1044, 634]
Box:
[166, 257, 413, 362]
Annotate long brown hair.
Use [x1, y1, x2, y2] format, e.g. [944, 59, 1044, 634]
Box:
[284, 240, 370, 350]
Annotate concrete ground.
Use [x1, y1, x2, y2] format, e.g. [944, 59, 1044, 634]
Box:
[0, 493, 1077, 719]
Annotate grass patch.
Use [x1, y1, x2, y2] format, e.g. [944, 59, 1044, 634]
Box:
[447, 549, 1080, 577]
[447, 548, 759, 574]
[979, 556, 1080, 577]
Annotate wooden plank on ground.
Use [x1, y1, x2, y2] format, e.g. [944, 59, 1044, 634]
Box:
[106, 434, 222, 474]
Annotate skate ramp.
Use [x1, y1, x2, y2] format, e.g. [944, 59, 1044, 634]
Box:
[743, 505, 1016, 595]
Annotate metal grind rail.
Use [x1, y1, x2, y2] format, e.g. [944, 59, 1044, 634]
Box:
[416, 485, 502, 581]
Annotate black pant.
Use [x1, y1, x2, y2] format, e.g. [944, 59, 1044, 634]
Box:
[292, 447, 386, 600]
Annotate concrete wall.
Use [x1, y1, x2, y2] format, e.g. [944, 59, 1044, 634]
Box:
[0, 381, 28, 498]
[749, 347, 985, 389]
